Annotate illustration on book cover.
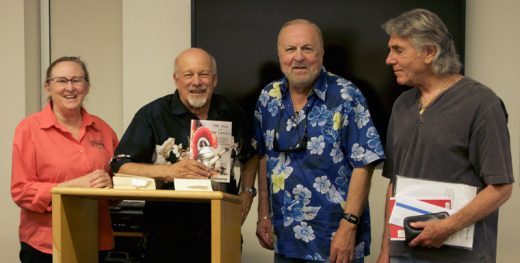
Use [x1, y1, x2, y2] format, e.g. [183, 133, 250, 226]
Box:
[190, 119, 233, 183]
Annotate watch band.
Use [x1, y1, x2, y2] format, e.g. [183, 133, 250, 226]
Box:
[342, 213, 360, 225]
[256, 216, 271, 225]
[241, 186, 257, 197]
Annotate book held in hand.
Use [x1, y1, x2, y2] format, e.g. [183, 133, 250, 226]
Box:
[190, 119, 233, 183]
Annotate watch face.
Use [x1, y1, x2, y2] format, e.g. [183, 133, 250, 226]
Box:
[244, 187, 257, 197]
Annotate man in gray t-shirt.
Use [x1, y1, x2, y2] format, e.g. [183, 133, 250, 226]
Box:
[378, 9, 514, 263]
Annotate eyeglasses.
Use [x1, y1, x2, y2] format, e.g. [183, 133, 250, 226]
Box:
[48, 76, 87, 87]
[273, 112, 307, 153]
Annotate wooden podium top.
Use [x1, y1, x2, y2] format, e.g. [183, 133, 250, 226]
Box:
[51, 187, 241, 203]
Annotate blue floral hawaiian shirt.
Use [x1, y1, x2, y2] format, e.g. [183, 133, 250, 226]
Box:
[254, 68, 385, 261]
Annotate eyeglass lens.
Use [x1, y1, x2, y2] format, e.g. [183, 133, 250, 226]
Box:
[274, 112, 307, 152]
[51, 77, 86, 87]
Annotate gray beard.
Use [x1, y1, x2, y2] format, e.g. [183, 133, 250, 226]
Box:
[188, 96, 207, 108]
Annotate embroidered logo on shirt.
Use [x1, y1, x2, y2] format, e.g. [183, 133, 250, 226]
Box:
[89, 139, 106, 150]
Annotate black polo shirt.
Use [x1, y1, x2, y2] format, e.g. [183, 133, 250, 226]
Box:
[111, 91, 254, 245]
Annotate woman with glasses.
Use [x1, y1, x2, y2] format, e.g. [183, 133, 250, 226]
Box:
[11, 56, 118, 263]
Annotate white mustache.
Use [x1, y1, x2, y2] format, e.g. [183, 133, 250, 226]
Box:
[188, 86, 208, 92]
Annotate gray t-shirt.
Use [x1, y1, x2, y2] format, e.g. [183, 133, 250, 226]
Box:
[382, 77, 514, 262]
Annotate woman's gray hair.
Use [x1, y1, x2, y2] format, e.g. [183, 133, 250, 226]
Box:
[382, 8, 462, 74]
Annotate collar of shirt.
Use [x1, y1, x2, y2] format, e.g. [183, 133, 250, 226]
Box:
[278, 67, 329, 103]
[39, 102, 99, 131]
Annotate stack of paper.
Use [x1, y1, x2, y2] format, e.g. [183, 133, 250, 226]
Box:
[113, 173, 156, 190]
[388, 176, 477, 249]
[174, 178, 214, 192]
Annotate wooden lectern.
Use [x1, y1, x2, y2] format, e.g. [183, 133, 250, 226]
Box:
[51, 187, 241, 263]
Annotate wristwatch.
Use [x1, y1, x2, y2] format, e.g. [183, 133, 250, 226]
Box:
[241, 186, 257, 198]
[342, 213, 360, 225]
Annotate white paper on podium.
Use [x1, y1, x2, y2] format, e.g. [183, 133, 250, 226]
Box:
[394, 175, 477, 249]
[174, 178, 214, 192]
[113, 173, 156, 190]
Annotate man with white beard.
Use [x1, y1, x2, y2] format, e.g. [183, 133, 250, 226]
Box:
[111, 48, 258, 262]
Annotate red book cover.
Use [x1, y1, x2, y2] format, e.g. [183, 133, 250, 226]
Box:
[190, 119, 233, 183]
[389, 197, 451, 241]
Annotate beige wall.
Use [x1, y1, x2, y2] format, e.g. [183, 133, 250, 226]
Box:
[466, 0, 520, 260]
[0, 0, 518, 262]
[0, 1, 28, 262]
[24, 0, 41, 115]
[122, 0, 191, 129]
[50, 0, 123, 135]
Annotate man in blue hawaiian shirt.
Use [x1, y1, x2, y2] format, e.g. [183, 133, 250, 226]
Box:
[254, 19, 385, 263]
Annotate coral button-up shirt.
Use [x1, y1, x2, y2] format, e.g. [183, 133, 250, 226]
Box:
[11, 103, 118, 254]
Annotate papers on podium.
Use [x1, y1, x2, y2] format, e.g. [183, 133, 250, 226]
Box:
[113, 173, 156, 190]
[389, 175, 477, 249]
[174, 178, 213, 192]
[113, 174, 214, 192]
